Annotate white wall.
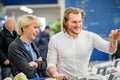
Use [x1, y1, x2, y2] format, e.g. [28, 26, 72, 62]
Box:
[5, 0, 66, 25]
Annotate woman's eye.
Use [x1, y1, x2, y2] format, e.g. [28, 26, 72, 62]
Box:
[34, 26, 38, 28]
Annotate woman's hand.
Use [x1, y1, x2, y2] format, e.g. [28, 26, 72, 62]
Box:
[37, 56, 43, 61]
[29, 61, 38, 68]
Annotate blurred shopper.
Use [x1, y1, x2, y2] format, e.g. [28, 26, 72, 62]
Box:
[35, 26, 50, 59]
[35, 26, 50, 77]
[47, 7, 120, 80]
[0, 17, 17, 80]
[8, 14, 47, 79]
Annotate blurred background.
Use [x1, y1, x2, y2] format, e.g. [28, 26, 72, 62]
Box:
[0, 0, 120, 63]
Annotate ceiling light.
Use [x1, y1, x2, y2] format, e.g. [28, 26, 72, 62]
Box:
[20, 6, 33, 14]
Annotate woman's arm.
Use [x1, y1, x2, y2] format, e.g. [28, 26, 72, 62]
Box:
[8, 43, 37, 78]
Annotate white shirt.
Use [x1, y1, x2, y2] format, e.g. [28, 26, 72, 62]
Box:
[47, 30, 110, 78]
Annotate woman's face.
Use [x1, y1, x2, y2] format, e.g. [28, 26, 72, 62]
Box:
[23, 23, 40, 40]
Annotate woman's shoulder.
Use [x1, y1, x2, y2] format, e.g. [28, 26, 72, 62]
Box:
[9, 37, 22, 48]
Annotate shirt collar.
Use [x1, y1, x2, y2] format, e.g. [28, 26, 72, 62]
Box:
[64, 31, 81, 39]
[21, 39, 32, 45]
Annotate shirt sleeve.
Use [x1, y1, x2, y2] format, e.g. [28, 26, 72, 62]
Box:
[89, 32, 110, 53]
[47, 36, 58, 69]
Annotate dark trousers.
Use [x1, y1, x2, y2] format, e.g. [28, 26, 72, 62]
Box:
[1, 67, 12, 80]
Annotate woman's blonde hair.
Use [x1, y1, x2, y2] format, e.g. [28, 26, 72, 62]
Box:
[17, 14, 42, 36]
[62, 7, 85, 32]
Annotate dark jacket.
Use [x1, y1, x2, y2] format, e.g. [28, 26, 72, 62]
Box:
[112, 40, 120, 59]
[35, 31, 50, 59]
[8, 37, 47, 78]
[0, 26, 17, 67]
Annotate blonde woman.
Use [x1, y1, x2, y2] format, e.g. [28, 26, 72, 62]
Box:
[8, 14, 47, 79]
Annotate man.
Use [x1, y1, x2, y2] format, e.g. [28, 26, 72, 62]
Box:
[35, 26, 50, 77]
[0, 17, 17, 80]
[47, 7, 120, 80]
[35, 26, 50, 59]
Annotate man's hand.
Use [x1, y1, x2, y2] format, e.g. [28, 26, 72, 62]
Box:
[52, 73, 68, 80]
[109, 29, 120, 53]
[4, 59, 10, 65]
[109, 29, 120, 41]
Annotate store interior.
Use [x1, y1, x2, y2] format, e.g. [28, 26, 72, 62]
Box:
[0, 0, 120, 79]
